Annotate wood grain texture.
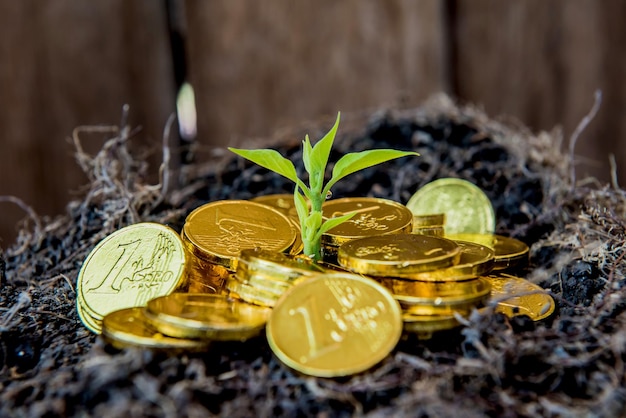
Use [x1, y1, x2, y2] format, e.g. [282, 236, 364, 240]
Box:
[450, 0, 626, 184]
[184, 0, 447, 146]
[0, 0, 176, 244]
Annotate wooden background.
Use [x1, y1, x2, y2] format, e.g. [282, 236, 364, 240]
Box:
[1, 0, 625, 245]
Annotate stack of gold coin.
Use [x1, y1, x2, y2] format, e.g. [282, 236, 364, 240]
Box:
[412, 213, 445, 236]
[224, 248, 325, 307]
[336, 233, 494, 338]
[181, 200, 297, 293]
[321, 197, 414, 263]
[76, 222, 188, 334]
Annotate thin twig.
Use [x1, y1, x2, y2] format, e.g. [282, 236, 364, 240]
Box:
[569, 90, 602, 188]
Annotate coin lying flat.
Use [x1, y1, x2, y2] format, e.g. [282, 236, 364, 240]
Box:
[381, 277, 492, 308]
[77, 222, 187, 321]
[183, 200, 296, 270]
[404, 240, 495, 282]
[225, 275, 283, 307]
[321, 197, 414, 247]
[337, 234, 460, 277]
[145, 293, 271, 341]
[251, 194, 304, 255]
[267, 273, 402, 377]
[406, 178, 495, 235]
[483, 274, 555, 321]
[101, 307, 210, 351]
[446, 234, 529, 272]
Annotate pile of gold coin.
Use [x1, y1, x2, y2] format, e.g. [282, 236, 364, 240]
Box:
[76, 178, 555, 377]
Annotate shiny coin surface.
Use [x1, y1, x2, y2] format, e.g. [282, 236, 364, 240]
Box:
[402, 312, 461, 337]
[412, 213, 445, 228]
[405, 240, 495, 282]
[381, 277, 492, 307]
[251, 194, 304, 255]
[483, 274, 555, 321]
[225, 276, 282, 307]
[183, 200, 296, 270]
[238, 248, 325, 283]
[101, 307, 210, 351]
[267, 272, 402, 377]
[181, 228, 229, 293]
[321, 197, 413, 247]
[406, 178, 495, 235]
[146, 293, 271, 341]
[77, 222, 187, 321]
[337, 234, 460, 276]
[446, 234, 529, 272]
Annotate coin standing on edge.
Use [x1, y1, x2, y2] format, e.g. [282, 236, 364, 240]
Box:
[77, 222, 188, 326]
[267, 272, 403, 377]
[406, 178, 495, 235]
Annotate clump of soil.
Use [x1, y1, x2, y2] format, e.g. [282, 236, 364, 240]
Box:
[1, 95, 625, 417]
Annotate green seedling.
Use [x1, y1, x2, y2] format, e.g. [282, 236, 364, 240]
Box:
[229, 112, 418, 261]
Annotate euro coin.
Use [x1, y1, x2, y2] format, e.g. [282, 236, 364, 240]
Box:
[77, 222, 187, 321]
[446, 234, 529, 272]
[183, 200, 296, 270]
[404, 240, 495, 282]
[483, 274, 555, 321]
[251, 194, 304, 255]
[237, 248, 325, 283]
[381, 277, 492, 307]
[321, 197, 414, 247]
[267, 272, 402, 377]
[337, 233, 460, 277]
[225, 275, 282, 307]
[76, 296, 102, 334]
[406, 178, 495, 235]
[412, 214, 445, 228]
[402, 312, 461, 338]
[101, 307, 210, 351]
[145, 293, 271, 341]
[181, 228, 229, 293]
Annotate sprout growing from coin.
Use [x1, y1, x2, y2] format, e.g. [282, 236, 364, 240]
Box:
[229, 113, 418, 261]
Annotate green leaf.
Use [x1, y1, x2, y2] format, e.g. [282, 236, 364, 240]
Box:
[317, 212, 356, 237]
[305, 211, 323, 232]
[229, 147, 298, 183]
[323, 149, 418, 195]
[308, 112, 340, 187]
[302, 134, 314, 174]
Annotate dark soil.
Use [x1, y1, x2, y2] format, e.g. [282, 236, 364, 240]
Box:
[1, 95, 625, 417]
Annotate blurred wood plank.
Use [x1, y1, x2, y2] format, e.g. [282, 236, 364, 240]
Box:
[450, 0, 626, 184]
[184, 0, 448, 146]
[0, 0, 176, 245]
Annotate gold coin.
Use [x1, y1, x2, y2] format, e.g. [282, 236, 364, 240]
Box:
[381, 277, 492, 307]
[446, 234, 529, 271]
[406, 178, 495, 235]
[76, 296, 102, 334]
[412, 213, 445, 228]
[483, 274, 555, 321]
[77, 222, 187, 321]
[181, 228, 229, 293]
[402, 240, 494, 282]
[183, 200, 296, 270]
[402, 312, 461, 337]
[337, 233, 460, 277]
[101, 307, 210, 351]
[145, 293, 271, 341]
[267, 272, 403, 377]
[225, 276, 281, 307]
[321, 197, 414, 247]
[251, 194, 305, 256]
[238, 248, 325, 282]
[412, 226, 444, 237]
